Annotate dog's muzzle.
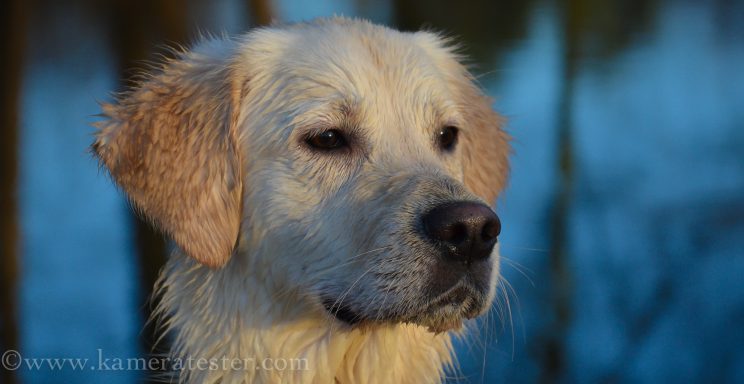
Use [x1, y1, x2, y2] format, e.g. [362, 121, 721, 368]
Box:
[323, 200, 501, 331]
[414, 201, 501, 329]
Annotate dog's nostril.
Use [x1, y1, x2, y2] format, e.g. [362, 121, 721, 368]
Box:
[481, 217, 501, 242]
[421, 202, 500, 263]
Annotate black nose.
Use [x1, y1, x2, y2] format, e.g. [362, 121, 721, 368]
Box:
[421, 202, 501, 264]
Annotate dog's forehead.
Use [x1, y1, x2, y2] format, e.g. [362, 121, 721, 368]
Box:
[272, 22, 459, 124]
[250, 20, 460, 142]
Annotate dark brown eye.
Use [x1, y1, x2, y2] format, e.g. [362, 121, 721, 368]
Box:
[305, 129, 348, 151]
[438, 126, 459, 151]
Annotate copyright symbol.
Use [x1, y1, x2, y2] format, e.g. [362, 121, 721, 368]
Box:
[2, 350, 21, 371]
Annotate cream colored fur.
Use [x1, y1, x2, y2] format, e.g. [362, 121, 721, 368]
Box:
[94, 17, 510, 384]
[156, 253, 455, 383]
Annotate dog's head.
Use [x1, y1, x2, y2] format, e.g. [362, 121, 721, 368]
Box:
[93, 18, 509, 333]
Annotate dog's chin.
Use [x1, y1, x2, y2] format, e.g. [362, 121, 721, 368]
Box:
[411, 286, 488, 333]
[322, 286, 489, 333]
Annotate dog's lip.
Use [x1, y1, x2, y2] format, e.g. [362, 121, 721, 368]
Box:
[322, 298, 363, 325]
[431, 285, 471, 307]
[423, 286, 479, 319]
[417, 283, 484, 320]
[403, 286, 478, 333]
[320, 281, 486, 330]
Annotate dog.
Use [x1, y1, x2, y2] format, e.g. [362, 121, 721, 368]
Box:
[93, 17, 510, 383]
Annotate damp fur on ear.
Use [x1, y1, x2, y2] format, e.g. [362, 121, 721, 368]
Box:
[92, 39, 246, 268]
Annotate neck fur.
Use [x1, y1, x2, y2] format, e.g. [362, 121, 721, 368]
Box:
[154, 253, 454, 383]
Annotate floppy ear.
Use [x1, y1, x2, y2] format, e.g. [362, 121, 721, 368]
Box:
[460, 88, 511, 206]
[92, 43, 244, 268]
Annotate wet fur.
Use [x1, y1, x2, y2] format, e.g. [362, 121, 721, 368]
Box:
[94, 18, 510, 383]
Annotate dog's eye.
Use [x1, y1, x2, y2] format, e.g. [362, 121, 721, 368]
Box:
[305, 129, 348, 151]
[437, 126, 459, 152]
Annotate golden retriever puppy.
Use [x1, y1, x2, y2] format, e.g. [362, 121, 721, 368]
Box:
[93, 17, 510, 384]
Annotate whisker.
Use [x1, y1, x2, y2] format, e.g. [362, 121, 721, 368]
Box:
[311, 245, 394, 275]
[500, 255, 535, 287]
[498, 279, 516, 360]
[480, 303, 492, 383]
[501, 245, 550, 253]
[327, 264, 377, 319]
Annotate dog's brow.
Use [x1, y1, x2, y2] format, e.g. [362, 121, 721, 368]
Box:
[339, 102, 353, 118]
[337, 100, 360, 121]
[290, 74, 345, 94]
[291, 99, 363, 141]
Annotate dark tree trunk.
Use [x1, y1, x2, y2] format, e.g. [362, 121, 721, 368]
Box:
[249, 0, 274, 26]
[540, 1, 582, 381]
[0, 1, 27, 383]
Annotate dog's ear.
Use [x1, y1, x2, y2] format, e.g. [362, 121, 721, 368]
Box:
[93, 43, 244, 268]
[459, 89, 511, 206]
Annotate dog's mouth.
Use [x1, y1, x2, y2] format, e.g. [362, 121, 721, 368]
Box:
[322, 298, 364, 326]
[415, 285, 484, 332]
[321, 283, 486, 332]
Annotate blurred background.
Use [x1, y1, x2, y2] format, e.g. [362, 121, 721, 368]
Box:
[1, 0, 743, 382]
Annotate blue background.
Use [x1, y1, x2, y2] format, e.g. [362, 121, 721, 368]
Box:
[6, 0, 744, 382]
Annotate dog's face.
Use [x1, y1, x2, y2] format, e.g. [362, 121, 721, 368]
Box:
[93, 19, 509, 333]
